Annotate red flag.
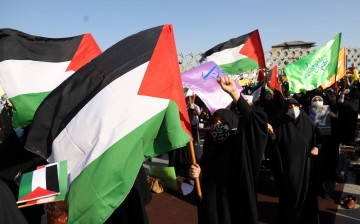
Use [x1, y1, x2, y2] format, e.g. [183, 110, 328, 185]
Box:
[269, 66, 283, 96]
[257, 69, 265, 82]
[349, 67, 355, 74]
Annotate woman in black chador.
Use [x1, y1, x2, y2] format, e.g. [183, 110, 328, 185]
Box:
[270, 98, 322, 224]
[190, 76, 269, 224]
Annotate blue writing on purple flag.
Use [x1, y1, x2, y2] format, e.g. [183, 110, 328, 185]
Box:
[202, 65, 225, 80]
[181, 61, 242, 114]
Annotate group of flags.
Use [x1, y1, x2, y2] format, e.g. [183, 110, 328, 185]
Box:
[0, 24, 346, 223]
[1, 25, 192, 223]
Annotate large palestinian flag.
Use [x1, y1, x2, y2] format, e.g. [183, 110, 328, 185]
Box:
[201, 29, 265, 75]
[25, 24, 192, 223]
[0, 29, 102, 128]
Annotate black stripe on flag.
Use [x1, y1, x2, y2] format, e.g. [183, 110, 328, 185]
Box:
[45, 165, 59, 193]
[25, 25, 164, 159]
[0, 28, 83, 62]
[200, 30, 252, 61]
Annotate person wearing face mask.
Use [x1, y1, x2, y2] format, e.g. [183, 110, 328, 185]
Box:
[308, 95, 338, 200]
[269, 98, 322, 224]
[309, 95, 332, 127]
[189, 108, 239, 224]
[190, 76, 269, 224]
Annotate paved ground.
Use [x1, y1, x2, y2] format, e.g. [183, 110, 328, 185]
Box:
[144, 142, 360, 224]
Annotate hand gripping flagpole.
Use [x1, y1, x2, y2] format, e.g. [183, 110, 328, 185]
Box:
[189, 140, 202, 202]
[188, 95, 202, 202]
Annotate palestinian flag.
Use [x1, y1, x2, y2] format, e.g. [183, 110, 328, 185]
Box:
[17, 163, 59, 204]
[201, 29, 265, 75]
[25, 24, 192, 223]
[284, 33, 341, 93]
[18, 160, 68, 208]
[0, 29, 102, 128]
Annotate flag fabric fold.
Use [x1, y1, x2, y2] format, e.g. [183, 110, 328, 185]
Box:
[25, 24, 191, 223]
[284, 33, 341, 93]
[201, 29, 265, 75]
[0, 29, 102, 128]
[181, 61, 242, 114]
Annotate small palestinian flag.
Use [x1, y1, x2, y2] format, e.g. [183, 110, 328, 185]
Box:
[17, 163, 60, 204]
[18, 160, 68, 207]
[0, 29, 102, 128]
[201, 29, 265, 75]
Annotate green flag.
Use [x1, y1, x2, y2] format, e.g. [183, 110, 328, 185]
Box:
[284, 33, 341, 93]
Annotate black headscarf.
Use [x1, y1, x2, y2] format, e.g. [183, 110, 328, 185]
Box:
[201, 109, 239, 171]
[270, 99, 321, 224]
[284, 98, 300, 109]
[197, 109, 240, 224]
[198, 96, 268, 224]
[211, 108, 239, 129]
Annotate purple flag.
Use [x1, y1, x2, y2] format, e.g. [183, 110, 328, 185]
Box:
[181, 61, 243, 114]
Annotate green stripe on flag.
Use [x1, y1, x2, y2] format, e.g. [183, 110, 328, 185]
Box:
[10, 91, 50, 128]
[219, 58, 259, 75]
[18, 171, 34, 201]
[55, 160, 68, 201]
[66, 101, 190, 223]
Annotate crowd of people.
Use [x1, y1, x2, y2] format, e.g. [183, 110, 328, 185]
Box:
[187, 71, 360, 224]
[1, 68, 360, 223]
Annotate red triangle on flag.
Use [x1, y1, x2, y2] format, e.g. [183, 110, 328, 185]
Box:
[137, 24, 191, 137]
[18, 186, 59, 203]
[66, 33, 102, 72]
[240, 30, 266, 68]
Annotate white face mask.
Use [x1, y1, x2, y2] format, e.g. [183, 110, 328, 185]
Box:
[311, 101, 323, 106]
[287, 107, 300, 120]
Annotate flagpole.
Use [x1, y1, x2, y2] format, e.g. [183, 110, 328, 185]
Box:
[189, 140, 202, 201]
[188, 94, 202, 201]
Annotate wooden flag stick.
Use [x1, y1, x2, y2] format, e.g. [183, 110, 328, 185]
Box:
[188, 140, 202, 201]
[187, 94, 202, 201]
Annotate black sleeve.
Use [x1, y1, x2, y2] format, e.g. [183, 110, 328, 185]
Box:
[236, 95, 253, 117]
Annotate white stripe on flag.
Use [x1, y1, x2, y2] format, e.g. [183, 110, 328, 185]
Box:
[205, 45, 246, 65]
[31, 166, 47, 191]
[0, 60, 73, 97]
[49, 62, 170, 181]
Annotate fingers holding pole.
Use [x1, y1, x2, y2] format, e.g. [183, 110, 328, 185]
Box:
[188, 140, 202, 202]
